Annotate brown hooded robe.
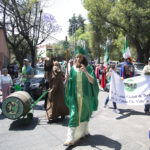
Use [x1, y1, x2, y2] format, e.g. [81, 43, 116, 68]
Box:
[46, 62, 69, 120]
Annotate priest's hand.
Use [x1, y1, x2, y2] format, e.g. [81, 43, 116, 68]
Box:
[80, 64, 94, 84]
[80, 64, 86, 73]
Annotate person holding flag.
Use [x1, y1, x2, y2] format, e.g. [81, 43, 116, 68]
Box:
[120, 38, 134, 79]
[64, 46, 99, 146]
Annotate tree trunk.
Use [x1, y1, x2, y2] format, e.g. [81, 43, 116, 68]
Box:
[136, 46, 143, 63]
[130, 37, 144, 62]
[25, 38, 35, 67]
[31, 48, 35, 67]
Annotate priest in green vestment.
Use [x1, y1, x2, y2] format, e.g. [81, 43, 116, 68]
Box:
[64, 46, 99, 146]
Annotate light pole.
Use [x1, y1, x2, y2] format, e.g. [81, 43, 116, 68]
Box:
[33, 1, 42, 67]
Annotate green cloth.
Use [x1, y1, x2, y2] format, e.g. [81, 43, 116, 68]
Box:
[22, 66, 27, 83]
[65, 65, 99, 127]
[14, 84, 22, 91]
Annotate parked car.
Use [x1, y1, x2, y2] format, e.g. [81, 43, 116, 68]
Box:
[134, 62, 145, 76]
[11, 67, 46, 100]
[116, 62, 145, 76]
[30, 67, 45, 100]
[116, 63, 123, 75]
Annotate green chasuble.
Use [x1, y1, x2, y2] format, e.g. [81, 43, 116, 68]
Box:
[65, 65, 99, 127]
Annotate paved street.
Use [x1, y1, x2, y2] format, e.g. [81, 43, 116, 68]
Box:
[0, 90, 150, 150]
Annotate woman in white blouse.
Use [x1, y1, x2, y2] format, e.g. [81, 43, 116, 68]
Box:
[0, 68, 13, 101]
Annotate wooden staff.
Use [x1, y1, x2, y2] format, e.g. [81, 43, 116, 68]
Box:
[65, 36, 69, 99]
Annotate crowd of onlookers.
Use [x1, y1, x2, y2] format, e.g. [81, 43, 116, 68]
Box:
[92, 57, 150, 115]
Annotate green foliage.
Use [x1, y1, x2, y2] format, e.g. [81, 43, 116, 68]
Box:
[113, 32, 124, 61]
[83, 0, 150, 62]
[0, 0, 60, 67]
[69, 24, 93, 58]
[47, 41, 66, 60]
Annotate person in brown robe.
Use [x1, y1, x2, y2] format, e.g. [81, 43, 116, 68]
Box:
[44, 57, 69, 123]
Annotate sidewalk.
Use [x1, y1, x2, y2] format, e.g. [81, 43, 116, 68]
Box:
[0, 91, 150, 150]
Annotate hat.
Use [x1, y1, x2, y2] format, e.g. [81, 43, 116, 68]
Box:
[24, 58, 29, 62]
[75, 46, 86, 56]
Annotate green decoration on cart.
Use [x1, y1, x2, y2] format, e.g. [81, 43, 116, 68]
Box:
[14, 84, 22, 91]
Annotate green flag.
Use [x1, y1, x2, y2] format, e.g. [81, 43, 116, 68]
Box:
[123, 37, 131, 59]
[104, 45, 109, 65]
[122, 37, 133, 63]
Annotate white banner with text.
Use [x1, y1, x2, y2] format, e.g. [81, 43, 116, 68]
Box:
[109, 71, 150, 105]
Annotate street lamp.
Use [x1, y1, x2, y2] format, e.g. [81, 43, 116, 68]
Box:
[33, 1, 43, 67]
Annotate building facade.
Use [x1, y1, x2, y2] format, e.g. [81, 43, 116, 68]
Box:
[0, 29, 10, 71]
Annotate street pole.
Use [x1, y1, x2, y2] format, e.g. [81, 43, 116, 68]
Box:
[33, 1, 41, 67]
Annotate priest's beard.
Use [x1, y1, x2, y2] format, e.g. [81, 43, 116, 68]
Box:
[76, 57, 88, 68]
[76, 60, 83, 68]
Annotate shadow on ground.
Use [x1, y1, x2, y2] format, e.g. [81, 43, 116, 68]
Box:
[44, 116, 69, 127]
[32, 103, 45, 111]
[9, 117, 39, 131]
[55, 116, 69, 127]
[65, 134, 121, 150]
[115, 108, 146, 120]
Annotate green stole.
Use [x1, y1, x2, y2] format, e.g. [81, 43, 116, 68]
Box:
[76, 71, 83, 124]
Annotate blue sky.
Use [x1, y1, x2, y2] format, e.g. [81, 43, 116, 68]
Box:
[43, 0, 88, 43]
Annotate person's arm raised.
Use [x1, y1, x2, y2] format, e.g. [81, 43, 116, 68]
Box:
[80, 64, 94, 84]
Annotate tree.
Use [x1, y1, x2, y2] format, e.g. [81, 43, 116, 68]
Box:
[0, 0, 61, 67]
[68, 14, 85, 36]
[77, 15, 85, 33]
[48, 41, 66, 60]
[83, 0, 150, 62]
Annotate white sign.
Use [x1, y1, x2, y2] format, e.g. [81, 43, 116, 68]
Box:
[109, 71, 150, 105]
